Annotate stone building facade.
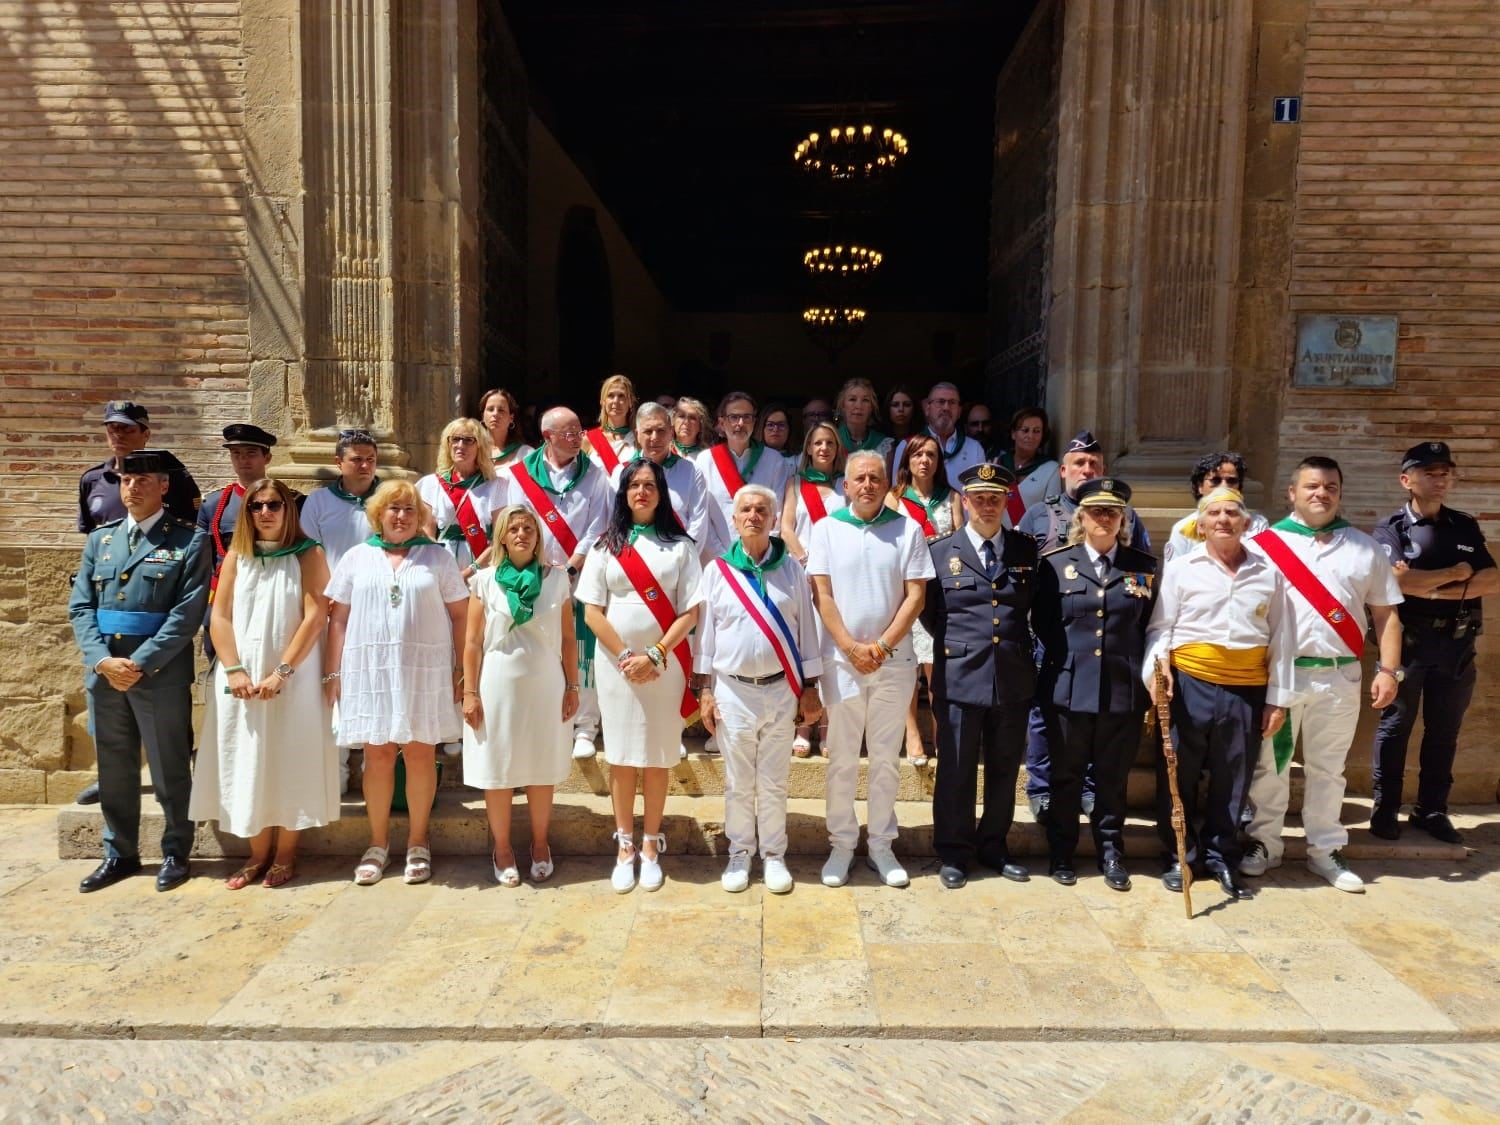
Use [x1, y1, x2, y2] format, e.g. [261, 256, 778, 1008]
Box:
[0, 0, 1496, 803]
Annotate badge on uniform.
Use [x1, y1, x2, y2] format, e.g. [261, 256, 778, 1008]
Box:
[146, 547, 186, 563]
[1064, 564, 1079, 580]
[1327, 608, 1347, 624]
[949, 556, 963, 576]
[1255, 602, 1268, 618]
[1124, 574, 1149, 598]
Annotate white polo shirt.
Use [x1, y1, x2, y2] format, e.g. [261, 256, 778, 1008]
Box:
[1253, 524, 1402, 659]
[300, 483, 377, 571]
[694, 547, 825, 683]
[807, 509, 936, 669]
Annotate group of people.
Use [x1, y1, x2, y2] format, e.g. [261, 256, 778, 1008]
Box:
[68, 380, 1491, 902]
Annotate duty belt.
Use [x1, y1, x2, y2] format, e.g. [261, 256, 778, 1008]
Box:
[1293, 656, 1359, 668]
[96, 609, 167, 635]
[728, 670, 786, 686]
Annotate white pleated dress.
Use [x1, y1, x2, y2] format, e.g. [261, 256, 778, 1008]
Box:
[462, 565, 573, 789]
[189, 549, 340, 836]
[325, 543, 468, 747]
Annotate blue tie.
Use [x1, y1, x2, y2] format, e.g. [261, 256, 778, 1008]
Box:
[128, 524, 141, 552]
[982, 539, 997, 579]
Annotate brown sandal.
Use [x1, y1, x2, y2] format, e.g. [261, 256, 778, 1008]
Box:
[226, 861, 268, 891]
[262, 862, 296, 888]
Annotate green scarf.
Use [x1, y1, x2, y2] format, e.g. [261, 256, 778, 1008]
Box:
[728, 441, 766, 478]
[721, 536, 788, 577]
[902, 484, 951, 513]
[492, 442, 522, 463]
[253, 537, 319, 560]
[832, 505, 902, 528]
[627, 523, 658, 546]
[329, 476, 381, 507]
[800, 467, 840, 486]
[366, 534, 439, 550]
[495, 555, 542, 630]
[837, 423, 887, 453]
[674, 441, 704, 458]
[446, 468, 484, 490]
[998, 451, 1045, 481]
[522, 446, 586, 495]
[603, 422, 632, 436]
[1272, 515, 1353, 536]
[628, 451, 681, 470]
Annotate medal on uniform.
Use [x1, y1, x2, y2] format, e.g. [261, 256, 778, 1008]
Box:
[1064, 564, 1079, 580]
[949, 556, 963, 576]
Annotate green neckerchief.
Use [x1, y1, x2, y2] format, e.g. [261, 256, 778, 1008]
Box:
[366, 534, 439, 550]
[902, 484, 952, 513]
[837, 423, 887, 453]
[603, 422, 632, 437]
[253, 537, 319, 560]
[721, 536, 788, 577]
[492, 442, 522, 463]
[446, 468, 484, 490]
[495, 555, 543, 631]
[800, 466, 840, 486]
[627, 522, 658, 546]
[628, 451, 681, 471]
[832, 505, 902, 528]
[674, 440, 703, 458]
[329, 476, 381, 507]
[728, 441, 766, 479]
[998, 451, 1046, 481]
[523, 445, 586, 495]
[1272, 515, 1353, 536]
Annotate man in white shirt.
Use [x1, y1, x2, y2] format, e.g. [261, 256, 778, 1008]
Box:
[506, 406, 612, 758]
[890, 382, 985, 492]
[696, 485, 825, 894]
[611, 402, 711, 560]
[695, 390, 793, 557]
[807, 451, 935, 889]
[1241, 456, 1403, 892]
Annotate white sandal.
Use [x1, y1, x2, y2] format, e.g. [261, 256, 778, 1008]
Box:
[353, 845, 389, 886]
[611, 830, 637, 894]
[530, 845, 555, 884]
[492, 849, 520, 888]
[639, 832, 667, 892]
[403, 844, 432, 885]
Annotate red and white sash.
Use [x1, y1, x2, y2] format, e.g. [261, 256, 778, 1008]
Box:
[586, 428, 623, 475]
[1253, 529, 1366, 657]
[799, 478, 829, 524]
[899, 496, 937, 538]
[714, 559, 803, 698]
[710, 443, 747, 501]
[436, 473, 489, 560]
[615, 544, 698, 721]
[511, 462, 579, 557]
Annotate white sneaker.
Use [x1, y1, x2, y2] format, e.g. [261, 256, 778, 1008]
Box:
[639, 833, 666, 891]
[866, 844, 909, 888]
[702, 734, 719, 754]
[721, 852, 751, 893]
[573, 736, 597, 761]
[763, 855, 794, 894]
[679, 742, 688, 760]
[610, 831, 636, 894]
[821, 847, 855, 887]
[1307, 850, 1364, 893]
[1239, 841, 1281, 877]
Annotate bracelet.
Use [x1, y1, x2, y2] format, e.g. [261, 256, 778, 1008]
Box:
[564, 684, 580, 693]
[463, 690, 479, 697]
[321, 671, 340, 684]
[877, 638, 896, 659]
[223, 664, 246, 675]
[617, 648, 635, 669]
[646, 645, 665, 668]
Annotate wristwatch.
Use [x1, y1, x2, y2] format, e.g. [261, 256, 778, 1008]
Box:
[1375, 664, 1405, 683]
[274, 662, 295, 678]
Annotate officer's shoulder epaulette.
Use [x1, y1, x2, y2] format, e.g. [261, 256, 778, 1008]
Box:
[1443, 506, 1480, 527]
[82, 460, 110, 477]
[929, 529, 958, 548]
[96, 516, 126, 530]
[1043, 494, 1062, 506]
[167, 516, 197, 530]
[1040, 543, 1072, 557]
[1115, 543, 1156, 567]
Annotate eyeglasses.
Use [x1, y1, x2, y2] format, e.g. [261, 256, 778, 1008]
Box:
[1207, 474, 1241, 486]
[449, 436, 477, 446]
[247, 500, 284, 513]
[724, 413, 756, 424]
[551, 428, 583, 440]
[762, 421, 789, 431]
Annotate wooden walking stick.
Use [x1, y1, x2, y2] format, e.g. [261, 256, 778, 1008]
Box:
[1152, 658, 1193, 918]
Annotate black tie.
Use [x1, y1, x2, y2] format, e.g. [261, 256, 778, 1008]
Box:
[128, 525, 141, 552]
[1097, 553, 1110, 581]
[982, 539, 997, 579]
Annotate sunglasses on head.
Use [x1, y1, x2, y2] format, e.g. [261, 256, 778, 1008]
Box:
[248, 500, 285, 513]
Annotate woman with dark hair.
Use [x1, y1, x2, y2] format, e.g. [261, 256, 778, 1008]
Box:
[1165, 450, 1268, 563]
[478, 388, 533, 472]
[190, 478, 337, 889]
[882, 385, 918, 445]
[996, 407, 1061, 525]
[756, 402, 795, 459]
[577, 459, 704, 892]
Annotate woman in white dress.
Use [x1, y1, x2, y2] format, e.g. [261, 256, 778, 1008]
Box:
[886, 433, 963, 766]
[461, 505, 579, 886]
[780, 421, 846, 757]
[324, 480, 469, 887]
[578, 459, 703, 893]
[416, 417, 500, 584]
[479, 388, 534, 473]
[996, 407, 1061, 524]
[191, 478, 337, 889]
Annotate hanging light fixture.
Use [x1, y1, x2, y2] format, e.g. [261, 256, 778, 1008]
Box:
[793, 125, 908, 181]
[803, 244, 884, 278]
[802, 306, 867, 361]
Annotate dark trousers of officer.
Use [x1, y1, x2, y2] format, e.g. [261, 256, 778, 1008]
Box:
[1155, 669, 1265, 872]
[933, 700, 1027, 867]
[1372, 629, 1477, 816]
[1042, 708, 1141, 865]
[88, 681, 195, 860]
[1024, 636, 1093, 804]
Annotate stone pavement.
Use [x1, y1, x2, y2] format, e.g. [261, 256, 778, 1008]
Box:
[3, 805, 1500, 1120]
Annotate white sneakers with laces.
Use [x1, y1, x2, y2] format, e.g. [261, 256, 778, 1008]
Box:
[821, 847, 855, 887]
[1307, 849, 1365, 893]
[762, 855, 794, 894]
[1239, 841, 1282, 877]
[866, 844, 909, 888]
[721, 852, 752, 893]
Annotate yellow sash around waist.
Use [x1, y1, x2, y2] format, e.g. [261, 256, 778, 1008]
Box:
[1171, 643, 1268, 687]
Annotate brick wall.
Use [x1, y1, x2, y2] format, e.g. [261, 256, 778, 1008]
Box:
[0, 1, 250, 548]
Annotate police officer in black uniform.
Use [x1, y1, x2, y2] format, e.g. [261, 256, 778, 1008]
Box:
[1369, 441, 1498, 844]
[78, 401, 200, 532]
[1033, 478, 1157, 890]
[921, 463, 1039, 889]
[68, 451, 211, 892]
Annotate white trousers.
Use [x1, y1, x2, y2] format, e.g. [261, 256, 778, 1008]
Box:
[824, 660, 918, 851]
[714, 674, 798, 858]
[1247, 663, 1362, 862]
[573, 686, 600, 741]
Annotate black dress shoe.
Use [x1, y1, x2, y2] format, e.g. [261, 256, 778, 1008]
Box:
[1049, 860, 1077, 886]
[156, 854, 191, 892]
[1369, 809, 1402, 840]
[977, 850, 1030, 882]
[79, 857, 141, 893]
[1100, 859, 1132, 892]
[1214, 867, 1254, 900]
[1161, 862, 1184, 893]
[939, 864, 968, 890]
[1410, 808, 1463, 845]
[75, 781, 101, 805]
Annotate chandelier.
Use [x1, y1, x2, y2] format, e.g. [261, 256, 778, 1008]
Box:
[793, 125, 908, 180]
[803, 244, 883, 277]
[802, 306, 866, 361]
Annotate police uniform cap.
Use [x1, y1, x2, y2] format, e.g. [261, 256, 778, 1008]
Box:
[222, 423, 277, 450]
[1065, 429, 1102, 456]
[1401, 440, 1455, 472]
[959, 462, 1016, 494]
[1076, 477, 1131, 507]
[102, 400, 149, 427]
[117, 449, 180, 475]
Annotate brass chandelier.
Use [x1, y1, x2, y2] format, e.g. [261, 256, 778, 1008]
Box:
[803, 244, 884, 278]
[793, 125, 908, 181]
[802, 306, 867, 361]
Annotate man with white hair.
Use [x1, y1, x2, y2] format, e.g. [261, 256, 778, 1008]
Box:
[611, 402, 711, 560]
[807, 450, 934, 888]
[507, 405, 613, 759]
[695, 484, 824, 894]
[891, 382, 985, 491]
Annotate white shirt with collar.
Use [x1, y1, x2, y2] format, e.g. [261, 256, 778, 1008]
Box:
[694, 444, 793, 557]
[694, 545, 825, 683]
[504, 452, 612, 568]
[893, 429, 985, 493]
[1256, 522, 1402, 660]
[126, 508, 165, 542]
[962, 523, 1002, 563]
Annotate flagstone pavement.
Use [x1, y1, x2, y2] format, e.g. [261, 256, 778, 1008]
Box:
[2, 806, 1498, 1121]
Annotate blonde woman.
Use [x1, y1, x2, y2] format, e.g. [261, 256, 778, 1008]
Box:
[672, 396, 713, 457]
[834, 377, 892, 461]
[417, 417, 500, 582]
[581, 373, 638, 476]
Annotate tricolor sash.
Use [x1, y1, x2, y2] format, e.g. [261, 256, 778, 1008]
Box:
[511, 462, 579, 557]
[899, 496, 937, 538]
[586, 428, 623, 475]
[714, 558, 803, 699]
[799, 478, 829, 524]
[710, 442, 747, 500]
[615, 545, 698, 721]
[436, 472, 489, 560]
[1252, 529, 1366, 658]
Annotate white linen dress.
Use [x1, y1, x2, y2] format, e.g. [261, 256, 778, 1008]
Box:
[325, 542, 468, 746]
[189, 549, 340, 836]
[576, 533, 704, 768]
[462, 565, 573, 789]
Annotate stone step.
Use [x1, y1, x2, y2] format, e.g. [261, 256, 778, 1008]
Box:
[57, 790, 1470, 864]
